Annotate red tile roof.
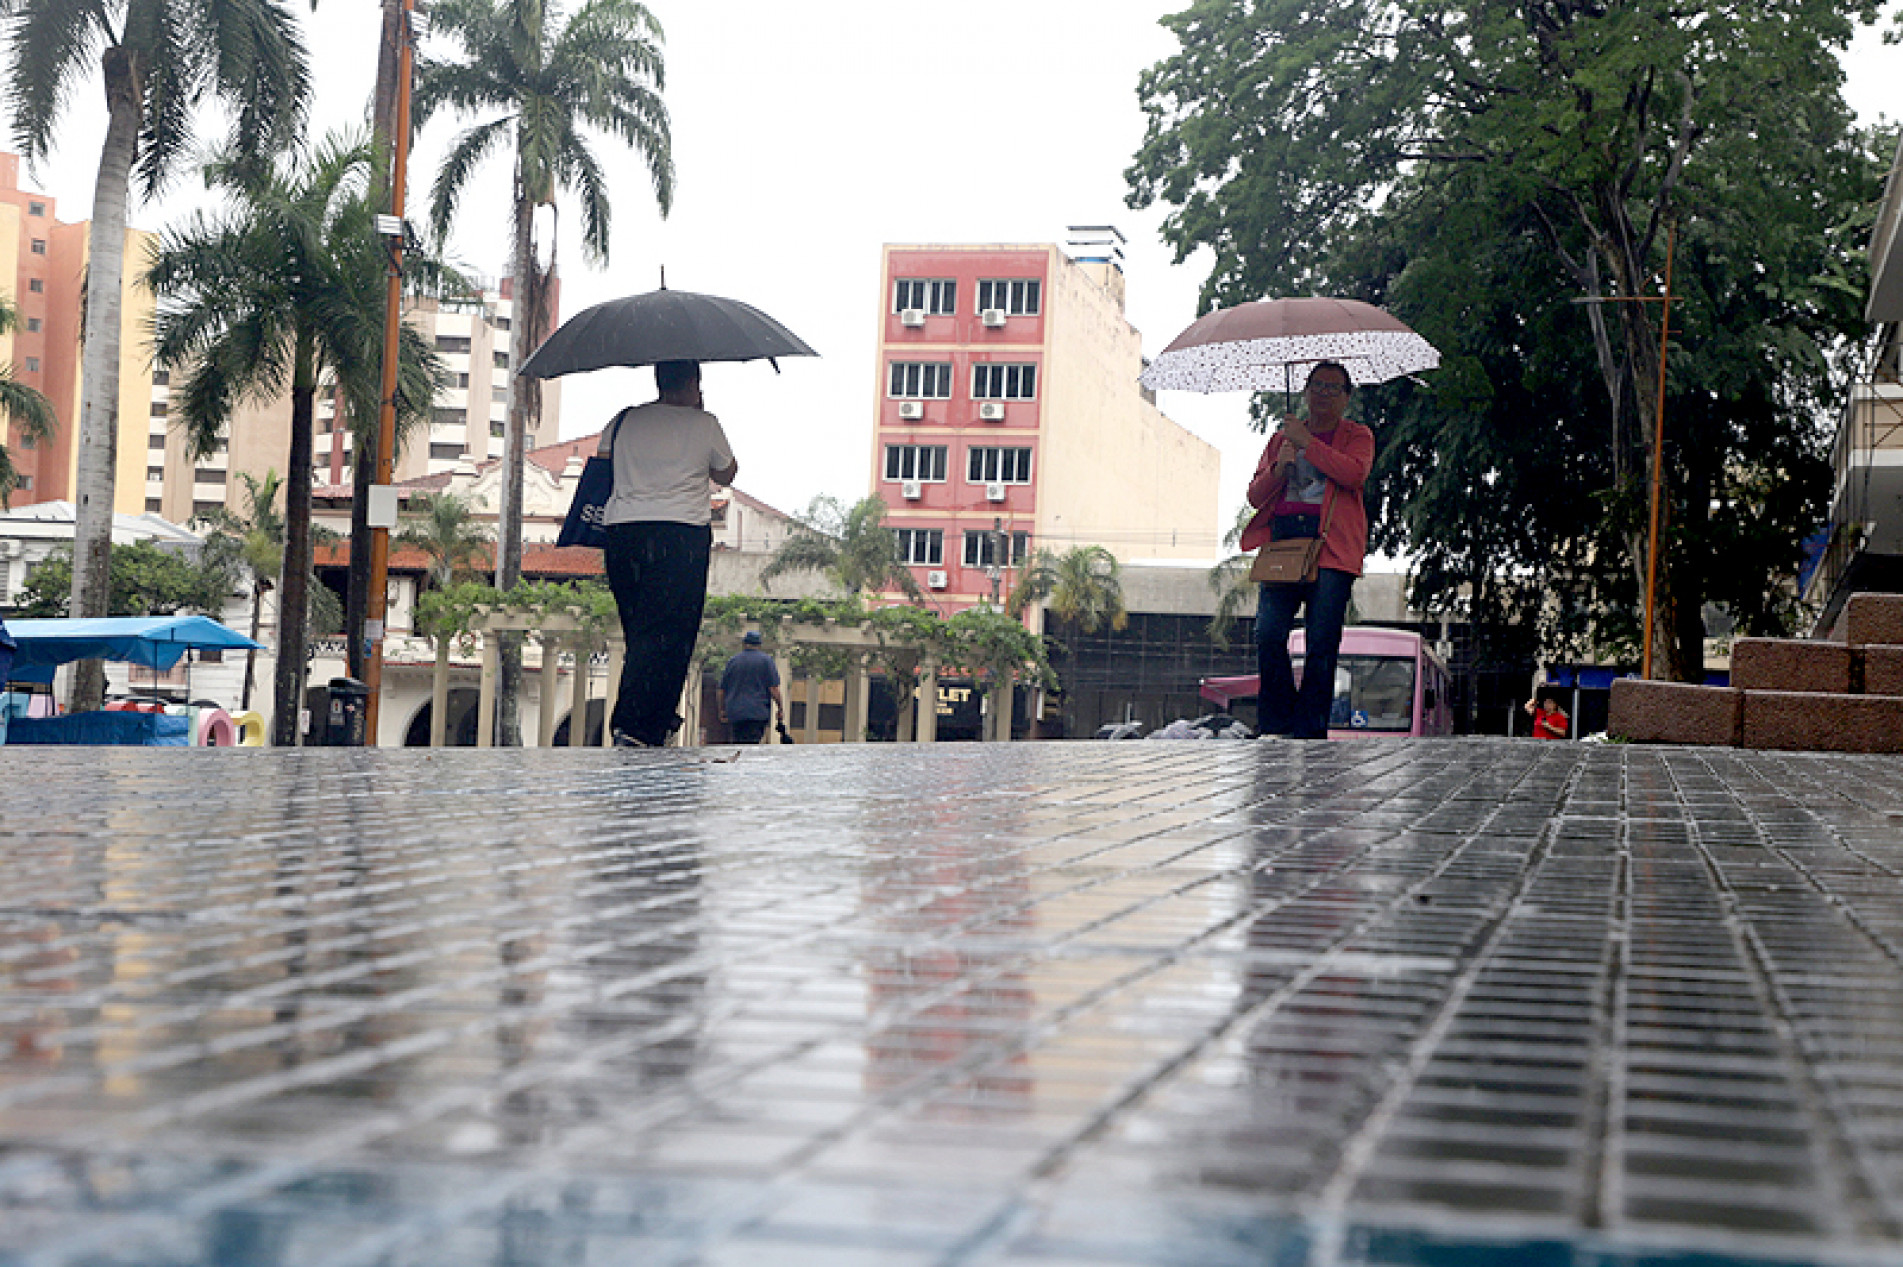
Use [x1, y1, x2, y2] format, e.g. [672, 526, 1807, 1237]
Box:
[311, 540, 604, 579]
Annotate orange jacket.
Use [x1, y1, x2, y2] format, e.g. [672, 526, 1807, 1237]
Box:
[1239, 418, 1376, 576]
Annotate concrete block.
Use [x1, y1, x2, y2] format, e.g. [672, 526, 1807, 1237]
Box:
[1742, 690, 1903, 753]
[1730, 638, 1857, 694]
[1863, 646, 1903, 697]
[1609, 679, 1742, 747]
[1846, 594, 1903, 648]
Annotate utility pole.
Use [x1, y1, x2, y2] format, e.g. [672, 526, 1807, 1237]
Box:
[363, 0, 414, 743]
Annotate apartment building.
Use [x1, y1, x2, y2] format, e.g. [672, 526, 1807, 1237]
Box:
[869, 238, 1220, 611]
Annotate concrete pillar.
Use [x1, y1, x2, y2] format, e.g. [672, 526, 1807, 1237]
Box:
[601, 637, 624, 748]
[991, 673, 1014, 742]
[843, 656, 869, 743]
[536, 637, 561, 749]
[568, 637, 591, 747]
[895, 673, 916, 744]
[917, 657, 939, 743]
[802, 675, 820, 745]
[476, 633, 498, 749]
[677, 669, 702, 747]
[430, 636, 450, 748]
[772, 654, 793, 744]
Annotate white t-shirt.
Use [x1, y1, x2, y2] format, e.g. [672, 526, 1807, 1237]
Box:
[598, 402, 735, 526]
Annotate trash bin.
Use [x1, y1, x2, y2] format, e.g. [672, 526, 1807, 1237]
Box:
[326, 677, 370, 747]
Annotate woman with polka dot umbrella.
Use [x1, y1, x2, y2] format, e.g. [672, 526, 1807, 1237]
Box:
[1138, 296, 1438, 406]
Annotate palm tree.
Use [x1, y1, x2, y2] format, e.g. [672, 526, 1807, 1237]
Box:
[417, 0, 675, 744]
[0, 296, 57, 507]
[146, 135, 442, 747]
[396, 490, 492, 589]
[6, 0, 310, 710]
[1010, 545, 1129, 634]
[1207, 506, 1257, 647]
[761, 495, 926, 602]
[192, 470, 285, 711]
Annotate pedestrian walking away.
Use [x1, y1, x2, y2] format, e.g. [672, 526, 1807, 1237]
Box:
[718, 630, 784, 745]
[601, 360, 738, 747]
[1241, 360, 1376, 739]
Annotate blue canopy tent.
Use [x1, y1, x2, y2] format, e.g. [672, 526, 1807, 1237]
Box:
[2, 616, 263, 745]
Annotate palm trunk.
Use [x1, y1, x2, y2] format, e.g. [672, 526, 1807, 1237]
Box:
[243, 582, 264, 711]
[272, 351, 317, 746]
[492, 169, 535, 745]
[67, 47, 143, 712]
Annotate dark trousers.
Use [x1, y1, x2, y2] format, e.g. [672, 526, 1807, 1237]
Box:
[1256, 567, 1356, 739]
[729, 718, 770, 745]
[604, 521, 712, 747]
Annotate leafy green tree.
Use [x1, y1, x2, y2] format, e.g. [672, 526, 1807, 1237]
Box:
[760, 495, 926, 602]
[146, 135, 442, 746]
[396, 490, 493, 589]
[192, 470, 285, 711]
[6, 0, 310, 709]
[0, 295, 56, 508]
[1009, 545, 1128, 634]
[20, 541, 230, 618]
[1129, 0, 1884, 678]
[417, 0, 675, 743]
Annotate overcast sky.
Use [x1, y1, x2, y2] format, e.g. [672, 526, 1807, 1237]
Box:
[11, 3, 1897, 558]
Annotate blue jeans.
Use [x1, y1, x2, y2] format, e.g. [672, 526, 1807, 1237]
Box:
[1255, 567, 1356, 739]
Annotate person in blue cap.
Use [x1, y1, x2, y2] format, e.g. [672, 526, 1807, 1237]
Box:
[717, 630, 783, 745]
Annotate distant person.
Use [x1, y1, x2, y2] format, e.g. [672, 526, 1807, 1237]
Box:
[1527, 692, 1570, 740]
[601, 360, 737, 748]
[718, 630, 784, 744]
[1242, 360, 1377, 738]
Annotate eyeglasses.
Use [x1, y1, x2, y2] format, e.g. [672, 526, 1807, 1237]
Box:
[1306, 381, 1350, 396]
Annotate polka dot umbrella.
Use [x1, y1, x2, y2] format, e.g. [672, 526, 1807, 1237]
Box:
[1138, 297, 1439, 401]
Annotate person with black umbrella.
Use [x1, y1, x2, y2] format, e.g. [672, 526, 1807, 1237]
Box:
[600, 360, 737, 747]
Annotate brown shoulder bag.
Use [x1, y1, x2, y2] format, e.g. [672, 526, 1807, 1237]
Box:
[1249, 483, 1336, 586]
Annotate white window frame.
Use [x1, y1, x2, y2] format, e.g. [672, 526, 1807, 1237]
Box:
[888, 361, 953, 400]
[966, 446, 1033, 484]
[893, 278, 956, 315]
[972, 363, 1036, 401]
[977, 279, 1041, 316]
[962, 529, 1030, 569]
[884, 444, 949, 483]
[894, 527, 944, 566]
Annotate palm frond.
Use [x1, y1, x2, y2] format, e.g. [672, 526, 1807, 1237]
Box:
[6, 0, 110, 165]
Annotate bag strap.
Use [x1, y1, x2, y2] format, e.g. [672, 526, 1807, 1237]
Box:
[600, 408, 631, 458]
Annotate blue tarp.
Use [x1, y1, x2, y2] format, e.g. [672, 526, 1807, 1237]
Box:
[1546, 664, 1731, 690]
[3, 615, 262, 675]
[5, 711, 190, 746]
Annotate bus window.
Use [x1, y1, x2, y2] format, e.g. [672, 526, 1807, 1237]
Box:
[1297, 654, 1417, 732]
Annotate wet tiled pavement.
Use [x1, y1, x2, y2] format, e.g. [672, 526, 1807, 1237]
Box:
[6, 740, 1903, 1265]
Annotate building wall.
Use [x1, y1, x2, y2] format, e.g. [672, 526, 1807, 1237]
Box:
[868, 243, 1219, 613]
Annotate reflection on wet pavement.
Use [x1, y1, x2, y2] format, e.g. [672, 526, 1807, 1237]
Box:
[4, 741, 1903, 1263]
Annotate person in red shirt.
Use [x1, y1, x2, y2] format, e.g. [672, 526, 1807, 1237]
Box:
[1526, 692, 1570, 739]
[1242, 361, 1377, 739]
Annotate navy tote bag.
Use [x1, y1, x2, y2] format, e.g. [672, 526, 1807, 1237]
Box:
[556, 411, 627, 549]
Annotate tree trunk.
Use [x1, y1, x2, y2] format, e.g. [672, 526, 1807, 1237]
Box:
[492, 166, 535, 745]
[67, 47, 144, 712]
[272, 354, 317, 746]
[243, 581, 264, 710]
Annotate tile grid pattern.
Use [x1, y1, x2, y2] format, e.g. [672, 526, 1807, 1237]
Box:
[4, 744, 1903, 1264]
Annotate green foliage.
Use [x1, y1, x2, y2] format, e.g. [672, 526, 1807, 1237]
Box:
[20, 542, 232, 618]
[396, 491, 493, 588]
[0, 295, 55, 508]
[760, 495, 927, 601]
[1010, 545, 1128, 634]
[1129, 0, 1887, 672]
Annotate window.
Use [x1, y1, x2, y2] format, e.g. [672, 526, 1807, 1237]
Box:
[978, 279, 1041, 316]
[13, 475, 28, 491]
[429, 442, 464, 461]
[893, 279, 955, 315]
[148, 435, 167, 451]
[491, 421, 506, 437]
[435, 335, 471, 353]
[18, 433, 33, 449]
[22, 357, 37, 373]
[494, 316, 511, 331]
[24, 317, 39, 333]
[493, 386, 509, 402]
[146, 497, 164, 514]
[884, 444, 948, 482]
[27, 278, 43, 294]
[27, 201, 44, 216]
[432, 407, 466, 427]
[494, 351, 510, 369]
[888, 361, 953, 399]
[963, 529, 1030, 569]
[150, 400, 168, 417]
[894, 527, 943, 566]
[193, 499, 222, 518]
[28, 239, 45, 256]
[453, 372, 470, 389]
[152, 368, 169, 385]
[147, 465, 165, 481]
[967, 446, 1032, 484]
[972, 363, 1036, 400]
[194, 468, 226, 486]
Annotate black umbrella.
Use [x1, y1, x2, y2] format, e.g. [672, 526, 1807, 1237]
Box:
[518, 287, 818, 379]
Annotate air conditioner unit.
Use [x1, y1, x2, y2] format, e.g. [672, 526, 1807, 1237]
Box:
[926, 570, 949, 590]
[897, 400, 925, 420]
[978, 402, 1006, 422]
[985, 482, 1007, 502]
[0, 540, 18, 558]
[981, 308, 1008, 327]
[901, 479, 923, 500]
[899, 308, 927, 327]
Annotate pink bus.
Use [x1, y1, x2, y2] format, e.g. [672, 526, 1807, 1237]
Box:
[1199, 627, 1453, 738]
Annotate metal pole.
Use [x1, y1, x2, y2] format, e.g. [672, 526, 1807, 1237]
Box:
[364, 0, 414, 744]
[1641, 223, 1676, 681]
